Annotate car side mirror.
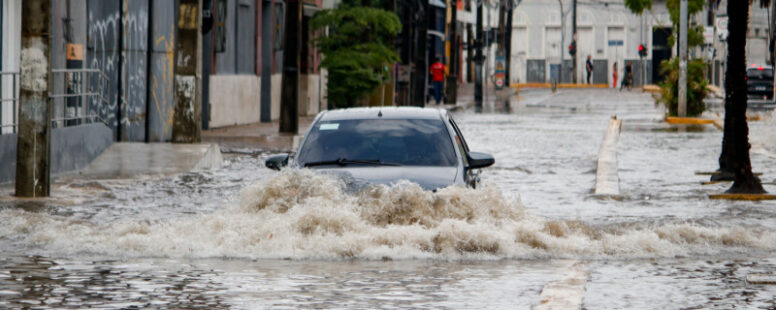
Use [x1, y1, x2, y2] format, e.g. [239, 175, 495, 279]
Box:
[265, 154, 289, 171]
[467, 152, 495, 169]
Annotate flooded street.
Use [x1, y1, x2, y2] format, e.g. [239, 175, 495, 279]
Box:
[2, 89, 776, 309]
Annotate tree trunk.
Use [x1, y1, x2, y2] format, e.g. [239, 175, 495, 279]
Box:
[716, 1, 765, 193]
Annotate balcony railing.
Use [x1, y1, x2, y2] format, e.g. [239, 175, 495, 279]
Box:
[0, 68, 111, 134]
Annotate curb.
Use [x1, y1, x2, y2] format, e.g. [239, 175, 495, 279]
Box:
[665, 116, 723, 130]
[510, 83, 610, 90]
[594, 117, 622, 197]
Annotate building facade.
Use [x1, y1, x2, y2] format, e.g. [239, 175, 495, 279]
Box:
[0, 0, 326, 141]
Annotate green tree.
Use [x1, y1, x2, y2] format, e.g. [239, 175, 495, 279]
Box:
[664, 0, 706, 48]
[656, 58, 709, 116]
[624, 0, 652, 15]
[311, 5, 401, 108]
[626, 0, 769, 193]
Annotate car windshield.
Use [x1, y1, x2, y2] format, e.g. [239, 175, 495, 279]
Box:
[297, 118, 458, 167]
[747, 68, 773, 80]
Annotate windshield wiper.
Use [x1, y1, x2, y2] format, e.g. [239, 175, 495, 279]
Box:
[303, 158, 400, 167]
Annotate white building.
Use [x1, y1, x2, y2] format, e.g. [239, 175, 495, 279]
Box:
[453, 0, 772, 87]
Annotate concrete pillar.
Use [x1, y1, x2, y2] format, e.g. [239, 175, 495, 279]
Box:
[15, 0, 52, 197]
[412, 0, 429, 108]
[279, 0, 301, 134]
[474, 1, 483, 107]
[446, 0, 459, 104]
[260, 0, 273, 122]
[172, 0, 203, 143]
[572, 0, 577, 84]
[678, 0, 688, 117]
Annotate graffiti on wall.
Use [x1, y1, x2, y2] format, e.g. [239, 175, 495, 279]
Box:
[145, 0, 176, 142]
[87, 0, 120, 137]
[86, 0, 184, 142]
[149, 23, 175, 141]
[120, 0, 148, 141]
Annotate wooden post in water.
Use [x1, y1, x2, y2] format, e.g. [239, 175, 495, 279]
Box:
[15, 0, 52, 197]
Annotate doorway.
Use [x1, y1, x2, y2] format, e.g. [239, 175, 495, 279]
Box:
[652, 26, 672, 84]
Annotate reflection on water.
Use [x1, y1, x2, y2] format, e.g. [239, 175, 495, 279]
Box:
[2, 256, 775, 309]
[0, 256, 229, 309]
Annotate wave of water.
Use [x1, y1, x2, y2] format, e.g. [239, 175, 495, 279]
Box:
[1, 170, 774, 260]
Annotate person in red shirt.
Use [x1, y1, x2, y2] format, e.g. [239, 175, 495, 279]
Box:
[430, 57, 446, 104]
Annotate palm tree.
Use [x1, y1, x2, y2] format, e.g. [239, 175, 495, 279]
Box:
[712, 0, 769, 194]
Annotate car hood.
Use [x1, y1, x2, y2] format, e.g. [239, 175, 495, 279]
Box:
[312, 166, 460, 192]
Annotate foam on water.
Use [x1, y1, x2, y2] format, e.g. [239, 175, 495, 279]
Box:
[1, 170, 774, 260]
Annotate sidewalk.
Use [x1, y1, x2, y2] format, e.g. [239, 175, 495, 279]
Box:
[445, 83, 517, 110]
[202, 117, 315, 152]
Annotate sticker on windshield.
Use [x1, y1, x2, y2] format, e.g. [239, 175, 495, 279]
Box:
[319, 123, 340, 130]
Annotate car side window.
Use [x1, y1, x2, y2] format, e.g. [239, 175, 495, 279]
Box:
[449, 116, 470, 166]
[449, 117, 470, 152]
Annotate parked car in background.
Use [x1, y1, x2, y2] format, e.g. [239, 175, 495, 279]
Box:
[746, 66, 774, 102]
[265, 107, 495, 191]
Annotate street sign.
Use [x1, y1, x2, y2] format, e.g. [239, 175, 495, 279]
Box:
[716, 15, 728, 31]
[397, 65, 412, 83]
[607, 40, 623, 47]
[716, 15, 729, 41]
[703, 27, 715, 44]
[494, 49, 506, 89]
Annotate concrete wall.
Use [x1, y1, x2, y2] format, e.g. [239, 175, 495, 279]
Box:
[0, 133, 17, 183]
[209, 75, 260, 128]
[271, 73, 282, 120]
[51, 123, 114, 174]
[0, 123, 113, 183]
[301, 73, 323, 116]
[208, 72, 320, 128]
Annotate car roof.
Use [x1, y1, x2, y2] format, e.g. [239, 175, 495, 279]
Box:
[318, 107, 448, 121]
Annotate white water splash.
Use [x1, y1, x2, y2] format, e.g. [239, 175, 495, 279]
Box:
[1, 170, 774, 260]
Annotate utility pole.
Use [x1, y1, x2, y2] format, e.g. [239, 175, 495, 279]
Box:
[260, 1, 273, 122]
[558, 0, 564, 83]
[505, 2, 514, 84]
[397, 1, 414, 106]
[498, 1, 506, 52]
[412, 0, 429, 107]
[475, 0, 484, 108]
[173, 0, 203, 143]
[16, 0, 52, 197]
[770, 0, 776, 101]
[678, 0, 688, 117]
[280, 0, 301, 133]
[572, 0, 577, 83]
[446, 0, 459, 104]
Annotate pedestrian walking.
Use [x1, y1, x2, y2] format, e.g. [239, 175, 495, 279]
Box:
[621, 61, 633, 91]
[612, 62, 618, 88]
[586, 55, 594, 84]
[430, 57, 446, 104]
